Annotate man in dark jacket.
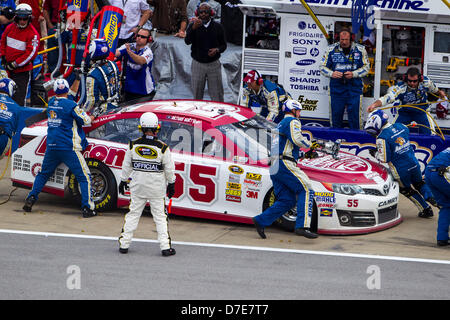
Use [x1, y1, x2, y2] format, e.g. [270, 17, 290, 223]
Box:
[184, 2, 226, 102]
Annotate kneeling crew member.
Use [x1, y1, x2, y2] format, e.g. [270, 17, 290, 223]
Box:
[364, 110, 437, 218]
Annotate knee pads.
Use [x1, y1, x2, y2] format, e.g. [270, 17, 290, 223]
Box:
[400, 187, 418, 198]
[412, 180, 425, 191]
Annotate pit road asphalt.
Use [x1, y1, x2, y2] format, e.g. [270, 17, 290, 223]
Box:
[0, 157, 449, 299]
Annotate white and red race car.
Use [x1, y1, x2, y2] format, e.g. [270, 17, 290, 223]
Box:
[11, 100, 402, 235]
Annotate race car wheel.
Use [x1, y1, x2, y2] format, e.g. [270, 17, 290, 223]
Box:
[67, 159, 117, 212]
[263, 188, 318, 232]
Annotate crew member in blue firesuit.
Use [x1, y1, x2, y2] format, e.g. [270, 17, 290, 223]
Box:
[367, 67, 447, 135]
[252, 99, 319, 239]
[240, 69, 292, 123]
[0, 78, 23, 157]
[320, 28, 370, 129]
[23, 78, 96, 218]
[364, 109, 438, 218]
[425, 147, 450, 247]
[84, 38, 120, 117]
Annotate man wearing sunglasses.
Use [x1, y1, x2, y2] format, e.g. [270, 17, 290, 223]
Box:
[367, 67, 447, 134]
[115, 28, 155, 102]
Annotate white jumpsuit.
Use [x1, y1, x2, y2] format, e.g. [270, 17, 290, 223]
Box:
[118, 135, 176, 250]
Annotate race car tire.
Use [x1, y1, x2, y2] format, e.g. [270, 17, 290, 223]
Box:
[263, 188, 318, 232]
[67, 158, 117, 212]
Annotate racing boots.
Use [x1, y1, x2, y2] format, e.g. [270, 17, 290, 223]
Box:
[81, 207, 97, 218]
[23, 196, 36, 212]
[295, 228, 319, 239]
[162, 248, 176, 257]
[119, 247, 129, 254]
[437, 240, 449, 247]
[426, 197, 441, 209]
[418, 206, 434, 219]
[252, 217, 266, 239]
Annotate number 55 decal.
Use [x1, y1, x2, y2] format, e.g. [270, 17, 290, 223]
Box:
[174, 162, 218, 204]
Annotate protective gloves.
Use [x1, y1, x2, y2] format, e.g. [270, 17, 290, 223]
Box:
[166, 182, 175, 199]
[119, 180, 129, 195]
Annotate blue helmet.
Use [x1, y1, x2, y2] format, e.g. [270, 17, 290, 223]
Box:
[89, 38, 109, 61]
[364, 110, 389, 136]
[282, 99, 302, 113]
[0, 78, 17, 97]
[53, 78, 70, 95]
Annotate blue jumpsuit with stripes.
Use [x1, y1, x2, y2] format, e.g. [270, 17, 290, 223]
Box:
[425, 148, 450, 241]
[253, 115, 314, 230]
[27, 96, 95, 210]
[320, 42, 369, 129]
[376, 122, 433, 212]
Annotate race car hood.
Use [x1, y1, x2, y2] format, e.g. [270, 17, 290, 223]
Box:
[299, 151, 388, 185]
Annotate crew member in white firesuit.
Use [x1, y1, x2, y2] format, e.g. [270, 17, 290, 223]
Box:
[364, 109, 438, 218]
[118, 112, 177, 256]
[84, 38, 120, 117]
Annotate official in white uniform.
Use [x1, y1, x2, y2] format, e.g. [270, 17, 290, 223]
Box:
[118, 112, 177, 256]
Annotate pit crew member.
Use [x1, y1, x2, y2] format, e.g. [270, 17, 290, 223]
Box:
[0, 3, 39, 106]
[252, 99, 319, 239]
[364, 109, 437, 218]
[320, 28, 369, 129]
[240, 69, 292, 123]
[367, 67, 447, 135]
[425, 147, 450, 246]
[0, 78, 22, 157]
[84, 38, 120, 117]
[118, 112, 177, 256]
[23, 79, 96, 218]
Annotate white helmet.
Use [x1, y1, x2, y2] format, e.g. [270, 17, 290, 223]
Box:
[53, 78, 70, 95]
[139, 112, 160, 132]
[364, 110, 389, 137]
[15, 3, 32, 28]
[282, 99, 302, 113]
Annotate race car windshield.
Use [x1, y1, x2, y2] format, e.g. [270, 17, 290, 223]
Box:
[216, 115, 276, 161]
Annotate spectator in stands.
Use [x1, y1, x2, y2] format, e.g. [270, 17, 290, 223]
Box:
[115, 28, 155, 102]
[186, 0, 221, 23]
[184, 2, 226, 102]
[148, 0, 188, 38]
[110, 0, 152, 47]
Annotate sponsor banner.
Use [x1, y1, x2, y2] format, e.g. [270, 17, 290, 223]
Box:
[282, 15, 333, 120]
